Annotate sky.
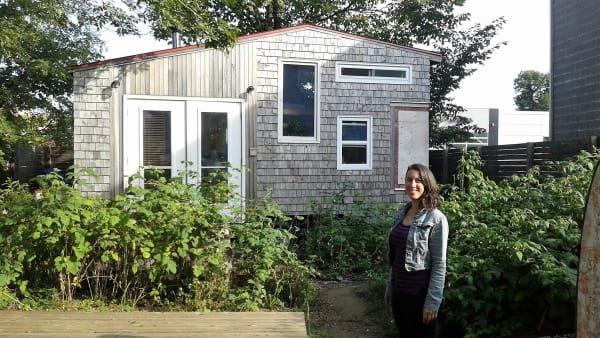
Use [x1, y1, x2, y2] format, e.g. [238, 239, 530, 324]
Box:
[101, 0, 551, 114]
[452, 0, 550, 113]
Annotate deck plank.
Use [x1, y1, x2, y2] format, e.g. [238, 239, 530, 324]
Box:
[0, 311, 307, 337]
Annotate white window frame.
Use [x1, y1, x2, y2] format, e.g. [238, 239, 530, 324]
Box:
[278, 59, 320, 143]
[337, 116, 372, 170]
[335, 62, 411, 84]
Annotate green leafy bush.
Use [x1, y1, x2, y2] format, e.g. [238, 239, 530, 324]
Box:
[441, 149, 599, 337]
[303, 185, 394, 278]
[229, 197, 313, 310]
[0, 167, 312, 311]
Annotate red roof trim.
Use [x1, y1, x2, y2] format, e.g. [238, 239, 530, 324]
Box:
[69, 24, 440, 71]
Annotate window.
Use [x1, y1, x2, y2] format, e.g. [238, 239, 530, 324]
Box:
[278, 60, 319, 143]
[200, 111, 228, 188]
[335, 62, 411, 84]
[337, 116, 372, 170]
[143, 110, 172, 185]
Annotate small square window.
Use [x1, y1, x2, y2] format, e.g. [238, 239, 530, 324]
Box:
[337, 117, 372, 170]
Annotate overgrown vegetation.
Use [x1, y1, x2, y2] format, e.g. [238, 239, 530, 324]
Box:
[356, 149, 598, 337]
[2, 149, 597, 337]
[303, 186, 395, 278]
[0, 168, 312, 311]
[440, 149, 598, 337]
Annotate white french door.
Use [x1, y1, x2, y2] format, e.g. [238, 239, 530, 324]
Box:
[186, 101, 242, 192]
[123, 96, 243, 198]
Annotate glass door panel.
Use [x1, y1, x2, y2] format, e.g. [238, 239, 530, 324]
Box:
[124, 97, 242, 199]
[200, 112, 228, 186]
[123, 99, 185, 188]
[187, 101, 243, 198]
[201, 112, 228, 167]
[143, 110, 172, 184]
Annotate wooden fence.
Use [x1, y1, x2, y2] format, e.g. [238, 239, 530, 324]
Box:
[14, 144, 73, 183]
[430, 136, 600, 184]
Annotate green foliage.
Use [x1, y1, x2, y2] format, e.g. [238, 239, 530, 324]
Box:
[0, 110, 18, 181]
[0, 167, 312, 311]
[513, 70, 550, 111]
[139, 0, 378, 46]
[0, 0, 139, 179]
[125, 0, 503, 147]
[303, 185, 394, 278]
[229, 198, 313, 311]
[441, 149, 599, 337]
[135, 0, 238, 49]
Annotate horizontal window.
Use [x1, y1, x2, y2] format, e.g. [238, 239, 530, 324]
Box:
[335, 62, 411, 84]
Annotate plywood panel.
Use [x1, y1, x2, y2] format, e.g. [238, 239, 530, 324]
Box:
[0, 311, 307, 338]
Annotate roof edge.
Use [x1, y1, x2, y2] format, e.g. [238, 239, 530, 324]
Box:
[69, 24, 441, 71]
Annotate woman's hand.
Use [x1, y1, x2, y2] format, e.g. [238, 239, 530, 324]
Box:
[423, 309, 437, 324]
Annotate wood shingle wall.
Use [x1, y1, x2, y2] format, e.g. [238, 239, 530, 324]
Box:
[251, 29, 431, 213]
[72, 26, 436, 214]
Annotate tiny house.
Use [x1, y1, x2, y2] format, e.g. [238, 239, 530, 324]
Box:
[70, 24, 440, 214]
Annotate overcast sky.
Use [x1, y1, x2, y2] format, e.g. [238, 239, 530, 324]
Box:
[452, 0, 550, 113]
[102, 0, 551, 114]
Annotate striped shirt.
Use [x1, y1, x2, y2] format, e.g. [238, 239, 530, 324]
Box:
[389, 222, 431, 294]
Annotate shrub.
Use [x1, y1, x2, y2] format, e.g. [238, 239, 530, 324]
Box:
[0, 167, 312, 311]
[441, 149, 599, 337]
[303, 185, 395, 278]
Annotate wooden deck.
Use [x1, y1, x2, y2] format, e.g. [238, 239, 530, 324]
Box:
[0, 311, 307, 337]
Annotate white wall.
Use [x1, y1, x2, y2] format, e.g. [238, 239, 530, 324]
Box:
[457, 108, 549, 146]
[498, 111, 549, 144]
[461, 108, 490, 130]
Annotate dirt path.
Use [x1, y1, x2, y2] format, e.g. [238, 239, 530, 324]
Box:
[306, 282, 577, 338]
[307, 281, 391, 338]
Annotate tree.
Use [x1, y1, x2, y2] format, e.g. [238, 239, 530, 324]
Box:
[513, 70, 549, 111]
[134, 0, 379, 49]
[130, 0, 504, 148]
[368, 0, 506, 148]
[0, 0, 139, 179]
[0, 0, 505, 180]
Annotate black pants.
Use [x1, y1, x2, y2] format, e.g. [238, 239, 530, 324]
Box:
[391, 290, 438, 338]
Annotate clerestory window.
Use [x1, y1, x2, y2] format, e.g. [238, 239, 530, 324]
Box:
[335, 62, 411, 84]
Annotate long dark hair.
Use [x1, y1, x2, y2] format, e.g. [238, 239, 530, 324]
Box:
[406, 163, 440, 211]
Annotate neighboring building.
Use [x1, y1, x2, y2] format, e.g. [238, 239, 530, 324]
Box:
[450, 108, 549, 149]
[69, 24, 440, 215]
[448, 108, 497, 149]
[551, 0, 600, 141]
[497, 111, 550, 145]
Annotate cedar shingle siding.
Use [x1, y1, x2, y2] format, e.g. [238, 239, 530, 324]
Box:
[551, 0, 600, 141]
[71, 25, 438, 214]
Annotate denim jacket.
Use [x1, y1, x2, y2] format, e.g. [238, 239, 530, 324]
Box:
[388, 202, 449, 312]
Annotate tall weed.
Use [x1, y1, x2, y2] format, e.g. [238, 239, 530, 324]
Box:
[303, 185, 394, 278]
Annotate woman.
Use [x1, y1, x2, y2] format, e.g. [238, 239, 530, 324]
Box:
[384, 163, 449, 338]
